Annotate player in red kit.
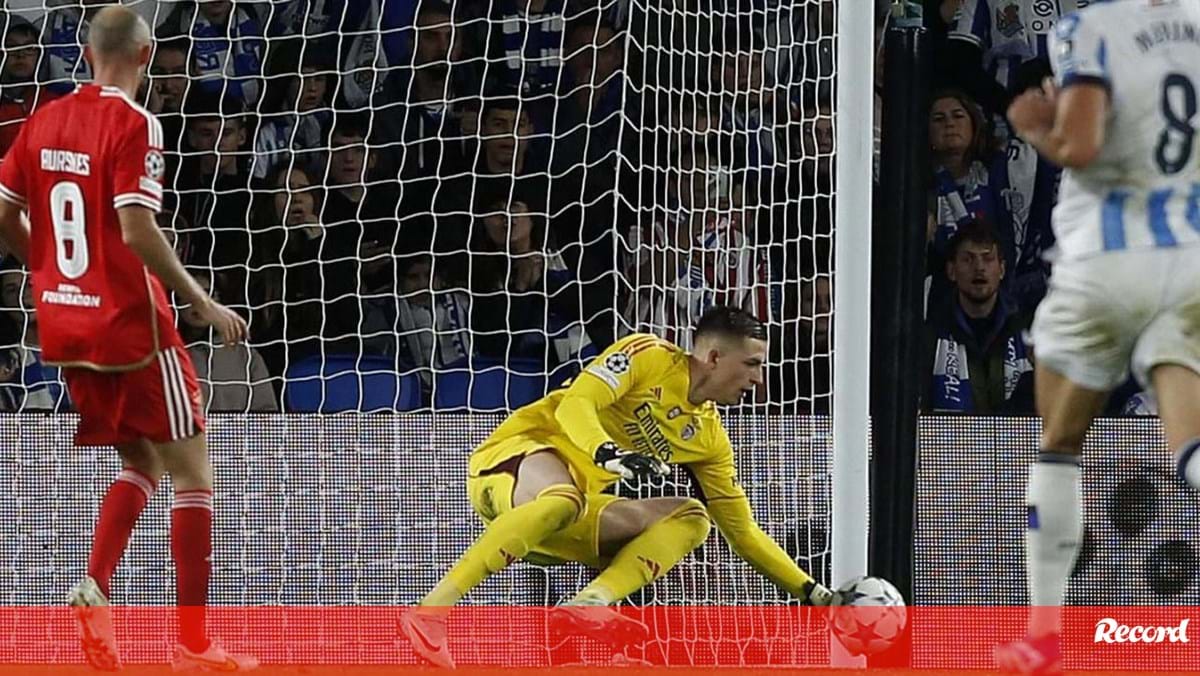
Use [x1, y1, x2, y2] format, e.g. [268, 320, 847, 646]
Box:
[0, 7, 256, 672]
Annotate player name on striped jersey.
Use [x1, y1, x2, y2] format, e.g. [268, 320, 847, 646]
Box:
[42, 283, 100, 308]
[39, 149, 90, 176]
[1135, 19, 1200, 52]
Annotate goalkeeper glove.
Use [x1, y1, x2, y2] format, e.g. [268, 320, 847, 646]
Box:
[594, 441, 670, 481]
[803, 580, 839, 606]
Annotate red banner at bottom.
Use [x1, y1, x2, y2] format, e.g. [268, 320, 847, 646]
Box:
[0, 606, 1196, 673]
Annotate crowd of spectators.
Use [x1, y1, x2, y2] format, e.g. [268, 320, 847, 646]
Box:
[0, 0, 843, 414]
[920, 0, 1151, 416]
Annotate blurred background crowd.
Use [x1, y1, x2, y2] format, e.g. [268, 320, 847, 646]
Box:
[0, 0, 1149, 417]
[0, 0, 846, 414]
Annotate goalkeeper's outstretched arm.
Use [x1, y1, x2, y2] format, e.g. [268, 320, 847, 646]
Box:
[705, 495, 835, 605]
[688, 426, 836, 606]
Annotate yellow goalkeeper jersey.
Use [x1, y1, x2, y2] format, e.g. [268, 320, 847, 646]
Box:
[469, 332, 818, 600]
[470, 333, 742, 500]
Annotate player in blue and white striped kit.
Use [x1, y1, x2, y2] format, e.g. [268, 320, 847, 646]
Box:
[1000, 1, 1200, 673]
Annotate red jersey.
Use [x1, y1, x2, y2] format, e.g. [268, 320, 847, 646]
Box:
[0, 84, 177, 370]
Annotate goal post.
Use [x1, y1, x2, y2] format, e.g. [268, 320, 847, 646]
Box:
[831, 0, 875, 593]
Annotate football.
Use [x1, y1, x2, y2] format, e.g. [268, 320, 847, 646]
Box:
[830, 576, 907, 656]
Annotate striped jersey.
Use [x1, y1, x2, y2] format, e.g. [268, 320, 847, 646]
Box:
[1049, 0, 1200, 260]
[0, 84, 183, 370]
[952, 0, 1095, 90]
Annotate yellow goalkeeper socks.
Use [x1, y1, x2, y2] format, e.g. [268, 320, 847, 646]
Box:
[421, 484, 584, 606]
[570, 499, 711, 604]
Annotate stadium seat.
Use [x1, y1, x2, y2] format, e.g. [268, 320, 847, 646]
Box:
[433, 358, 546, 411]
[284, 355, 423, 413]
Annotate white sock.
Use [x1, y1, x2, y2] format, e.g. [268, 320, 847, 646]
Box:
[1025, 454, 1082, 638]
[1176, 438, 1200, 490]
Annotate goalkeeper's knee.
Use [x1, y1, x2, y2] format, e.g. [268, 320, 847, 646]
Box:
[529, 484, 586, 531]
[666, 498, 712, 551]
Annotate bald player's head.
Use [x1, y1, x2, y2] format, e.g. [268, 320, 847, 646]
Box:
[87, 5, 151, 64]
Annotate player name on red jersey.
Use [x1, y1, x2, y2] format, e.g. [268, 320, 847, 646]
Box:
[39, 148, 90, 177]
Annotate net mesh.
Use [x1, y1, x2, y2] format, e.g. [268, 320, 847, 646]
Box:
[0, 0, 835, 413]
[0, 0, 838, 621]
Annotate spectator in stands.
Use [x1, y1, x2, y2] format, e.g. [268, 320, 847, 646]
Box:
[145, 37, 190, 115]
[792, 88, 834, 188]
[143, 37, 192, 152]
[772, 248, 830, 415]
[552, 12, 625, 175]
[623, 151, 769, 349]
[264, 0, 354, 60]
[0, 266, 66, 412]
[798, 271, 833, 414]
[252, 48, 333, 180]
[997, 63, 1059, 313]
[374, 0, 465, 212]
[251, 164, 320, 372]
[174, 94, 255, 299]
[324, 116, 401, 353]
[923, 222, 1033, 414]
[800, 0, 836, 81]
[338, 0, 409, 108]
[468, 187, 596, 383]
[324, 115, 399, 247]
[775, 86, 835, 254]
[477, 96, 545, 190]
[938, 0, 1072, 123]
[36, 1, 102, 92]
[159, 1, 265, 108]
[180, 270, 278, 412]
[927, 89, 1016, 302]
[0, 16, 59, 159]
[395, 253, 474, 387]
[259, 163, 372, 358]
[712, 20, 787, 168]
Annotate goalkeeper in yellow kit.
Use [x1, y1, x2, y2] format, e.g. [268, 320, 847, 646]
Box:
[400, 306, 836, 667]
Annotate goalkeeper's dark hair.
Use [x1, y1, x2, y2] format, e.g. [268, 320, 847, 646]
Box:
[693, 306, 767, 343]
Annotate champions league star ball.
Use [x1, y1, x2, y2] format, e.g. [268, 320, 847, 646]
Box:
[830, 576, 907, 656]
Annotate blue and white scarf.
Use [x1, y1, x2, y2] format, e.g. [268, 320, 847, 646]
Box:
[930, 305, 1032, 413]
[171, 5, 265, 106]
[40, 8, 90, 92]
[493, 0, 565, 95]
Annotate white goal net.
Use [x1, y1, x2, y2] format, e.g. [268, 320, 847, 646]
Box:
[0, 0, 847, 654]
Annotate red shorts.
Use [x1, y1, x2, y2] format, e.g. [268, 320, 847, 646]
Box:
[64, 345, 206, 446]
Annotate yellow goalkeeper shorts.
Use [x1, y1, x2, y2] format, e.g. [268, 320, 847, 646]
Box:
[467, 433, 621, 569]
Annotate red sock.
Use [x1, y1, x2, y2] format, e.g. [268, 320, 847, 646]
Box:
[172, 489, 213, 653]
[88, 468, 157, 598]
